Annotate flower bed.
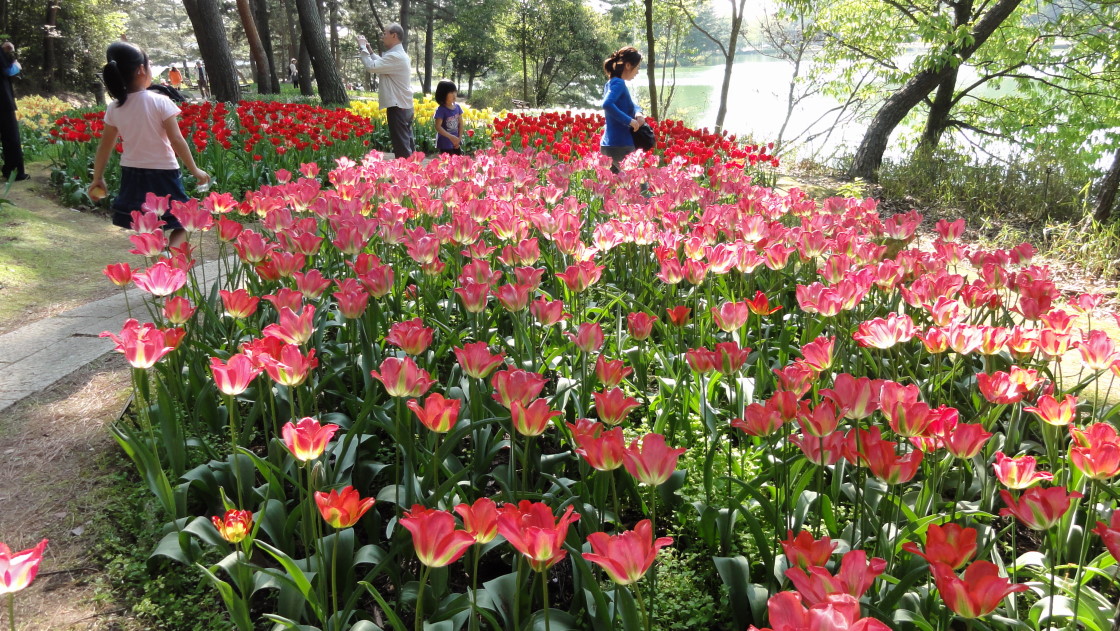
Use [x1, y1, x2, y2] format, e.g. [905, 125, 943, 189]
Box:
[99, 147, 1118, 631]
[491, 111, 780, 179]
[348, 96, 497, 157]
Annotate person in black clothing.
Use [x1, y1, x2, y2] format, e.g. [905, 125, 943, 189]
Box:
[0, 41, 27, 181]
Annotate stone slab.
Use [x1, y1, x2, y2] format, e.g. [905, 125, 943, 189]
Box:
[0, 338, 114, 396]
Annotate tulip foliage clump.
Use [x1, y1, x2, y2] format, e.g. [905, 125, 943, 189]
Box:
[99, 146, 1120, 631]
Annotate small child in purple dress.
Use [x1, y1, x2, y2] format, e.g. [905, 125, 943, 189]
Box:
[433, 80, 463, 155]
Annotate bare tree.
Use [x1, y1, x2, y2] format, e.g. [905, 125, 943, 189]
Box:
[679, 0, 748, 132]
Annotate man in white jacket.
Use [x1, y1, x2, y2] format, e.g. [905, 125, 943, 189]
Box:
[358, 23, 414, 159]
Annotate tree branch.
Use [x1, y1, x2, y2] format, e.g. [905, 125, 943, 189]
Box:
[676, 0, 728, 58]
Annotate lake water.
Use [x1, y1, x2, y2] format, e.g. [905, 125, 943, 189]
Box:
[629, 51, 1000, 163]
[631, 53, 875, 160]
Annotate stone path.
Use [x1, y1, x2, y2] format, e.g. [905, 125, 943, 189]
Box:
[0, 258, 223, 413]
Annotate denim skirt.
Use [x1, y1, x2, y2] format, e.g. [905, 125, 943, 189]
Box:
[111, 166, 189, 230]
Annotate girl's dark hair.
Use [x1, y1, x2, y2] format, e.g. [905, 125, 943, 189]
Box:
[103, 41, 148, 105]
[603, 47, 642, 78]
[435, 80, 457, 107]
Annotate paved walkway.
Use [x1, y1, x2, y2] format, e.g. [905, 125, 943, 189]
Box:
[0, 259, 223, 413]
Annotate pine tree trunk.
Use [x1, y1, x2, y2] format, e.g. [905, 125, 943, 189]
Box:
[643, 0, 658, 120]
[1093, 147, 1120, 222]
[400, 0, 411, 44]
[848, 0, 1024, 181]
[298, 32, 313, 95]
[236, 0, 273, 94]
[183, 0, 241, 102]
[422, 0, 434, 94]
[329, 0, 340, 66]
[252, 0, 282, 92]
[293, 0, 349, 104]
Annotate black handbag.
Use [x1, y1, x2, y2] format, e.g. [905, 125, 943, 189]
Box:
[631, 123, 655, 150]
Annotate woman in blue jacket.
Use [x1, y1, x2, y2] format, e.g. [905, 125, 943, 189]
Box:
[601, 46, 645, 173]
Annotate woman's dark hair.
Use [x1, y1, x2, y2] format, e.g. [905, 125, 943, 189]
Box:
[103, 41, 148, 105]
[603, 46, 642, 78]
[435, 80, 457, 107]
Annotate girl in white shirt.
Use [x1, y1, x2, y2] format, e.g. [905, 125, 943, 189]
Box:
[91, 42, 209, 247]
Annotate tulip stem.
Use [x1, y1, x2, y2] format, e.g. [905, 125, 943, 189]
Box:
[540, 570, 551, 631]
[1069, 480, 1098, 631]
[634, 584, 651, 631]
[415, 564, 431, 631]
[8, 593, 15, 631]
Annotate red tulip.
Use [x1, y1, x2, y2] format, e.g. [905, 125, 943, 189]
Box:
[711, 300, 750, 332]
[930, 560, 1027, 619]
[407, 392, 462, 433]
[491, 368, 546, 409]
[1092, 511, 1120, 561]
[569, 420, 626, 471]
[749, 592, 891, 631]
[496, 500, 580, 572]
[796, 401, 842, 437]
[314, 486, 376, 529]
[800, 336, 835, 372]
[732, 403, 784, 438]
[132, 261, 187, 297]
[821, 374, 881, 420]
[555, 260, 604, 293]
[212, 510, 253, 543]
[386, 318, 434, 355]
[594, 355, 633, 388]
[714, 341, 751, 374]
[901, 523, 977, 569]
[401, 505, 476, 568]
[658, 306, 688, 329]
[511, 398, 562, 436]
[100, 319, 178, 369]
[862, 440, 923, 485]
[626, 312, 657, 340]
[530, 297, 568, 326]
[992, 452, 1053, 489]
[263, 306, 316, 346]
[454, 498, 499, 544]
[568, 322, 604, 353]
[220, 288, 260, 319]
[1023, 394, 1077, 426]
[1076, 329, 1118, 371]
[282, 417, 340, 462]
[494, 283, 533, 312]
[999, 486, 1082, 530]
[370, 356, 435, 398]
[780, 530, 837, 570]
[210, 354, 262, 396]
[744, 290, 782, 316]
[103, 262, 133, 286]
[162, 296, 196, 325]
[623, 433, 686, 486]
[785, 549, 886, 605]
[976, 371, 1027, 404]
[583, 520, 673, 585]
[853, 314, 916, 349]
[789, 432, 845, 466]
[0, 539, 49, 595]
[453, 342, 506, 379]
[592, 387, 641, 426]
[259, 343, 318, 387]
[941, 423, 993, 459]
